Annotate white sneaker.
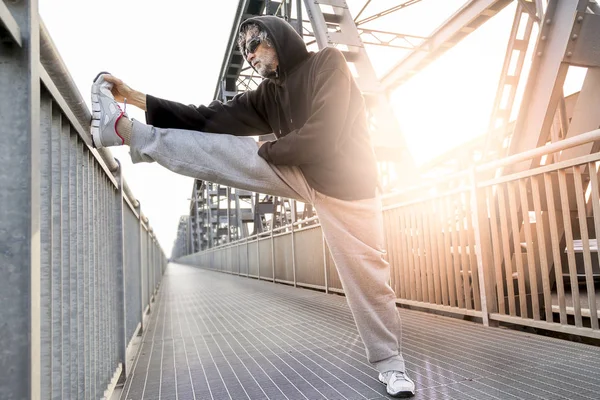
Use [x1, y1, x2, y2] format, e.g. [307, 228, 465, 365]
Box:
[90, 71, 127, 148]
[379, 370, 416, 398]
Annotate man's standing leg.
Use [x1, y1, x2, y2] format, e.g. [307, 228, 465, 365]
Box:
[313, 193, 415, 398]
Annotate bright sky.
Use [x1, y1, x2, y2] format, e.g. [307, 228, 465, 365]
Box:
[39, 0, 584, 255]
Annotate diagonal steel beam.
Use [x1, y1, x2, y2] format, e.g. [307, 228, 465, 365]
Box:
[355, 0, 423, 26]
[213, 0, 258, 101]
[507, 0, 590, 169]
[381, 0, 512, 92]
[0, 0, 22, 46]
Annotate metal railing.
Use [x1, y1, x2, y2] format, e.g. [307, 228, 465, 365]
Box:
[178, 129, 600, 341]
[1, 3, 167, 399]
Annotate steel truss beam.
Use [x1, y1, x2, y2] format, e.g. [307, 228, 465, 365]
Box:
[507, 0, 593, 171]
[0, 0, 22, 46]
[190, 0, 425, 250]
[381, 0, 513, 92]
[355, 0, 423, 26]
[0, 1, 40, 398]
[215, 0, 429, 102]
[193, 0, 600, 251]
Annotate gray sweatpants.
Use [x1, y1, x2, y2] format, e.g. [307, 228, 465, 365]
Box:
[130, 120, 406, 373]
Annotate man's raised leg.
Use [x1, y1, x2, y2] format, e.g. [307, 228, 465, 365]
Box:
[90, 71, 313, 202]
[129, 120, 314, 203]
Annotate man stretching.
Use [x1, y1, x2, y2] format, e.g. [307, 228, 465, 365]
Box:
[90, 15, 415, 398]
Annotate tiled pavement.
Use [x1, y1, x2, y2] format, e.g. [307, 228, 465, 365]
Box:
[120, 263, 600, 400]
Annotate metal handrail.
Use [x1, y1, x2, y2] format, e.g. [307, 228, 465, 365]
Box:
[476, 128, 600, 172]
[382, 128, 600, 202]
[39, 21, 140, 209]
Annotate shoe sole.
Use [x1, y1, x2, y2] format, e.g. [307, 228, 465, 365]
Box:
[379, 378, 415, 398]
[90, 71, 111, 148]
[90, 71, 124, 148]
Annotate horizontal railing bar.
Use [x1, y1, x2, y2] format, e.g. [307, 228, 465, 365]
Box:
[39, 21, 142, 210]
[381, 128, 600, 204]
[382, 171, 470, 203]
[124, 194, 140, 219]
[188, 223, 325, 253]
[396, 298, 483, 318]
[39, 21, 96, 151]
[477, 152, 600, 187]
[475, 129, 600, 173]
[273, 231, 291, 238]
[274, 278, 294, 285]
[0, 1, 21, 46]
[293, 216, 319, 226]
[38, 63, 91, 146]
[382, 186, 471, 211]
[39, 65, 120, 190]
[122, 181, 139, 209]
[490, 313, 600, 340]
[294, 224, 321, 233]
[295, 282, 327, 291]
[551, 305, 600, 319]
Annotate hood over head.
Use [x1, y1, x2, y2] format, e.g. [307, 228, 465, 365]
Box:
[239, 16, 310, 80]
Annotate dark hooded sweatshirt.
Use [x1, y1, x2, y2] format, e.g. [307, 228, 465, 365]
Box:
[145, 16, 379, 201]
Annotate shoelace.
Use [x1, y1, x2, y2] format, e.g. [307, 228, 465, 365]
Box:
[385, 371, 405, 383]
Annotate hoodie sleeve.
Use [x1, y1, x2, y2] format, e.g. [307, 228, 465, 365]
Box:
[258, 62, 352, 165]
[145, 82, 273, 136]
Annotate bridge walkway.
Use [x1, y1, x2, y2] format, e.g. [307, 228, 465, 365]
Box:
[119, 263, 600, 400]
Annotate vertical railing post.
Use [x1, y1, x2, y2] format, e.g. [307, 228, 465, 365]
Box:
[147, 225, 152, 313]
[112, 160, 127, 381]
[322, 227, 329, 294]
[135, 202, 146, 333]
[257, 237, 261, 280]
[271, 223, 276, 283]
[0, 1, 41, 398]
[470, 168, 498, 327]
[246, 238, 250, 278]
[291, 200, 297, 287]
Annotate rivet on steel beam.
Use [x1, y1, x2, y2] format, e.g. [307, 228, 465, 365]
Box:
[541, 36, 547, 41]
[572, 34, 578, 40]
[537, 51, 543, 56]
[577, 15, 584, 23]
[566, 51, 573, 57]
[546, 18, 552, 24]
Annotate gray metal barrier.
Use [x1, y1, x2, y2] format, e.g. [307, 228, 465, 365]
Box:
[177, 130, 600, 342]
[0, 2, 167, 399]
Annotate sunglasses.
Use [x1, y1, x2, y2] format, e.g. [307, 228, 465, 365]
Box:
[243, 36, 262, 58]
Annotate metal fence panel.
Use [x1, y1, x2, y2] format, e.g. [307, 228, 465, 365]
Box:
[294, 227, 326, 288]
[124, 205, 143, 344]
[325, 240, 342, 291]
[248, 240, 259, 277]
[240, 242, 249, 276]
[259, 237, 274, 280]
[0, 9, 168, 396]
[274, 234, 293, 282]
[141, 227, 149, 312]
[39, 89, 53, 399]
